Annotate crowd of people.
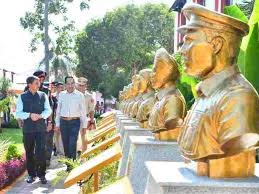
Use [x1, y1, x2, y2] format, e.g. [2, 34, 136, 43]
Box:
[15, 70, 96, 184]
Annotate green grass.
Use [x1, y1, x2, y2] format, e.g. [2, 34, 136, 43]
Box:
[0, 128, 24, 162]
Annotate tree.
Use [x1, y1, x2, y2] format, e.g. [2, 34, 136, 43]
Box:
[76, 3, 175, 98]
[224, 1, 259, 92]
[20, 0, 89, 80]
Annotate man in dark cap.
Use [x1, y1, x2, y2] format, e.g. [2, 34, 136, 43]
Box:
[25, 70, 54, 167]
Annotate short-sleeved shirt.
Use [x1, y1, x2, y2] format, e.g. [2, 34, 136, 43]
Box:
[84, 91, 95, 115]
[148, 86, 186, 133]
[136, 91, 155, 123]
[178, 66, 259, 160]
[126, 99, 135, 116]
[130, 95, 143, 118]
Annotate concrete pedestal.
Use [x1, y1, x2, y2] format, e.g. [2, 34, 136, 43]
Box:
[115, 115, 130, 132]
[127, 136, 183, 194]
[119, 120, 139, 141]
[145, 161, 259, 194]
[117, 126, 152, 177]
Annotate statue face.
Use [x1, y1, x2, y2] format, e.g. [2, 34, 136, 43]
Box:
[131, 76, 140, 96]
[180, 29, 215, 78]
[151, 61, 171, 89]
[138, 76, 147, 94]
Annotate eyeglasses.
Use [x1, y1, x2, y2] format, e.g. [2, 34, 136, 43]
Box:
[38, 75, 46, 79]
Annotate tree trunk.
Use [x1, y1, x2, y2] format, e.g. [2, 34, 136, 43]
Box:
[44, 0, 50, 80]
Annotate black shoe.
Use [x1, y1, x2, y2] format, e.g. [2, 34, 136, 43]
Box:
[26, 176, 35, 183]
[40, 176, 47, 184]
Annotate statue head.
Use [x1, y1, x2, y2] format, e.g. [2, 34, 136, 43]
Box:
[119, 91, 123, 101]
[151, 48, 179, 89]
[131, 74, 141, 97]
[128, 83, 134, 99]
[138, 69, 153, 94]
[178, 3, 249, 79]
[123, 85, 129, 100]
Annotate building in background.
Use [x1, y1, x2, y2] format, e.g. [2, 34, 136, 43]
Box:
[171, 0, 238, 51]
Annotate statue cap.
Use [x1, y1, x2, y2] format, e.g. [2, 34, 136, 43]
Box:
[178, 3, 249, 36]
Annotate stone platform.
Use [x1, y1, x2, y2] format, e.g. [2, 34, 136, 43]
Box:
[145, 161, 259, 194]
[119, 120, 140, 141]
[127, 136, 183, 194]
[115, 115, 130, 132]
[117, 126, 152, 177]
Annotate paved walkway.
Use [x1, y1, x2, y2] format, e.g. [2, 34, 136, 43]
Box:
[6, 155, 80, 194]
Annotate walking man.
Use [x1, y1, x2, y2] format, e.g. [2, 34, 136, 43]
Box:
[77, 77, 95, 152]
[16, 76, 52, 184]
[55, 76, 87, 160]
[32, 70, 54, 167]
[52, 82, 65, 155]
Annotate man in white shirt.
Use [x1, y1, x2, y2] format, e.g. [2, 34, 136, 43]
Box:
[55, 76, 87, 160]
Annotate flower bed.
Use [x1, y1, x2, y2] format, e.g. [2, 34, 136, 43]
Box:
[0, 154, 26, 190]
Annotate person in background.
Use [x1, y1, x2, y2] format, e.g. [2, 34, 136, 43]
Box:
[77, 77, 95, 153]
[31, 70, 54, 167]
[100, 101, 104, 114]
[55, 76, 87, 161]
[16, 76, 52, 184]
[95, 101, 100, 115]
[52, 82, 64, 156]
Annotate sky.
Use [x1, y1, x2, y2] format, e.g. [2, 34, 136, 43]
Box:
[0, 0, 172, 84]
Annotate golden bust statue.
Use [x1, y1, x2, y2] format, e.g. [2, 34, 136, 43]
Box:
[124, 84, 132, 115]
[136, 69, 156, 128]
[177, 3, 259, 178]
[130, 74, 143, 119]
[126, 75, 140, 117]
[148, 48, 186, 141]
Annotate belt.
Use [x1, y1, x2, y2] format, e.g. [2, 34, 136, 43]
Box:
[61, 117, 80, 121]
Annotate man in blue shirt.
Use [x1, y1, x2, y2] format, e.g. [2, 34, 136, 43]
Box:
[16, 76, 52, 184]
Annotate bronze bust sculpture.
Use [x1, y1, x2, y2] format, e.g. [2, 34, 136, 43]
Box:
[177, 3, 259, 178]
[136, 69, 156, 128]
[148, 48, 186, 141]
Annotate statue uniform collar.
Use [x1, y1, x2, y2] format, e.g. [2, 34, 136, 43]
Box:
[142, 90, 155, 99]
[156, 86, 176, 101]
[196, 65, 239, 97]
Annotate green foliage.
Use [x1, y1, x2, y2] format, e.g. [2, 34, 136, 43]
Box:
[20, 0, 89, 79]
[0, 98, 10, 113]
[5, 144, 22, 161]
[76, 3, 175, 98]
[0, 78, 11, 95]
[0, 139, 10, 162]
[224, 5, 248, 23]
[81, 161, 119, 193]
[0, 128, 24, 159]
[225, 0, 259, 92]
[58, 157, 81, 170]
[52, 170, 69, 186]
[6, 115, 19, 129]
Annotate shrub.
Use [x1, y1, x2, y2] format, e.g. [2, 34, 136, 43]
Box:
[0, 139, 10, 162]
[5, 144, 22, 161]
[5, 115, 19, 128]
[0, 154, 26, 190]
[0, 163, 7, 189]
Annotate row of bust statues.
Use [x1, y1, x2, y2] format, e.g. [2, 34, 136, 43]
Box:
[118, 3, 259, 179]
